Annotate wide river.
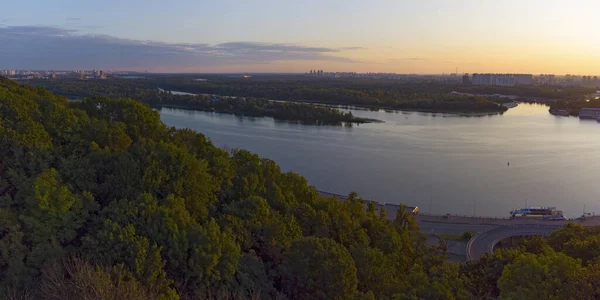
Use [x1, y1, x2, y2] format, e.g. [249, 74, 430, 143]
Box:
[160, 103, 600, 218]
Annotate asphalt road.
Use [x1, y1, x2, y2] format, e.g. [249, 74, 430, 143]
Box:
[467, 224, 560, 260]
[419, 221, 499, 262]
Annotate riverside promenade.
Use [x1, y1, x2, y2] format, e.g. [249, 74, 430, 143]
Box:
[317, 190, 600, 261]
[417, 214, 600, 260]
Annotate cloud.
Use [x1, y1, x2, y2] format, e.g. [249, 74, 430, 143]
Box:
[0, 26, 360, 70]
[339, 47, 366, 51]
[378, 58, 427, 64]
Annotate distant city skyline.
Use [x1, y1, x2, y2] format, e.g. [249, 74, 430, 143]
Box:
[2, 0, 599, 73]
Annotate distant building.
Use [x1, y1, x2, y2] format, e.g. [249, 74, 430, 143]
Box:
[462, 73, 471, 85]
[537, 74, 556, 85]
[472, 73, 493, 85]
[471, 73, 532, 86]
[515, 74, 533, 85]
[495, 74, 515, 86]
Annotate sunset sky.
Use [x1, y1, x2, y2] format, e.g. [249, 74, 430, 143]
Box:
[2, 0, 599, 74]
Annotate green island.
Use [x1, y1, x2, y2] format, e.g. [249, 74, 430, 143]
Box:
[449, 84, 595, 100]
[27, 75, 510, 115]
[5, 76, 600, 299]
[25, 78, 374, 125]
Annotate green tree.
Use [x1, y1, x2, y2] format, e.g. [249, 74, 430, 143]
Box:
[460, 248, 523, 299]
[498, 249, 590, 300]
[39, 256, 163, 300]
[278, 237, 358, 300]
[351, 245, 402, 298]
[82, 220, 177, 298]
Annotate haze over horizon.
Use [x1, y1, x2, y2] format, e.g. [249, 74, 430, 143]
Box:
[2, 0, 599, 74]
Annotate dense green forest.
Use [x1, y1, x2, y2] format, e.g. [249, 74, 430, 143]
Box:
[4, 77, 600, 299]
[28, 76, 509, 114]
[139, 75, 593, 102]
[450, 84, 595, 100]
[26, 79, 372, 125]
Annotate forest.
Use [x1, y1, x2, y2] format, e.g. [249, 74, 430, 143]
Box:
[26, 79, 372, 125]
[27, 76, 509, 114]
[4, 76, 600, 299]
[450, 84, 595, 100]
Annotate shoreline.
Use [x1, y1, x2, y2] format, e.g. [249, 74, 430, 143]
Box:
[159, 88, 509, 116]
[275, 98, 508, 116]
[156, 104, 381, 125]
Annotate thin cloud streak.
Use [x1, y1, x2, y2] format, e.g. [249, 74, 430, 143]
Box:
[339, 47, 367, 50]
[0, 26, 363, 70]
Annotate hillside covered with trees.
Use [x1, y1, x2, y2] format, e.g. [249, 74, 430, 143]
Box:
[0, 77, 456, 299]
[4, 77, 600, 299]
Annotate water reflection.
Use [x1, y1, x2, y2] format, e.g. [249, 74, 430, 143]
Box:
[160, 103, 600, 218]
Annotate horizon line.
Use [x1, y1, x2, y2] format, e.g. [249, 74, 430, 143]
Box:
[4, 69, 600, 76]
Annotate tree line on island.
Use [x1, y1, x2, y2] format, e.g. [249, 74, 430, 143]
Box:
[4, 76, 600, 299]
[26, 78, 373, 125]
[128, 75, 594, 108]
[148, 75, 596, 115]
[27, 76, 513, 115]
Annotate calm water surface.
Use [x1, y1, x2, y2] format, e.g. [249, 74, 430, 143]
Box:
[160, 104, 600, 218]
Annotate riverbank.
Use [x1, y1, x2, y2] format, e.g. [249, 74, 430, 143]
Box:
[159, 88, 508, 116]
[318, 190, 600, 225]
[156, 103, 382, 125]
[161, 103, 600, 219]
[265, 98, 508, 116]
[24, 79, 508, 115]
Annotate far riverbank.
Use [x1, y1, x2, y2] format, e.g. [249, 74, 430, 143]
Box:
[162, 88, 509, 116]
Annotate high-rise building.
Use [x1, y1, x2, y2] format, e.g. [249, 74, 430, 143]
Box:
[495, 74, 515, 86]
[537, 74, 556, 85]
[462, 73, 471, 85]
[471, 73, 532, 86]
[514, 74, 533, 85]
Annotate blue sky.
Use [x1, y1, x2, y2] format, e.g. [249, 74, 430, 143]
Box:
[2, 0, 599, 73]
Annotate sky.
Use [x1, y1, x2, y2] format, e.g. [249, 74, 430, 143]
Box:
[1, 0, 599, 74]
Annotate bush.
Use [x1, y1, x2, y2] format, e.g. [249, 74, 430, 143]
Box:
[462, 231, 475, 241]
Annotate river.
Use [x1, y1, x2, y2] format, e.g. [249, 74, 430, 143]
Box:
[159, 103, 600, 218]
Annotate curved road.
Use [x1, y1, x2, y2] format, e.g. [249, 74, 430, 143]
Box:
[467, 224, 561, 260]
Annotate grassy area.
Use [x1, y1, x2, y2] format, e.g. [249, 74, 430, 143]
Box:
[435, 231, 475, 241]
[438, 234, 465, 241]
